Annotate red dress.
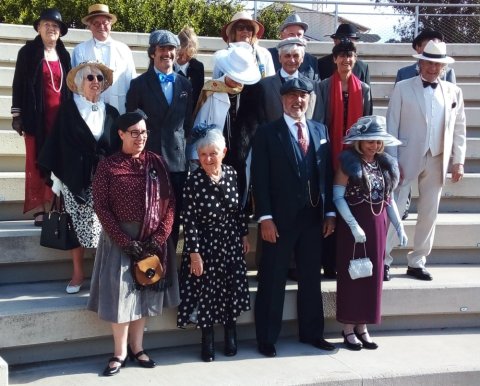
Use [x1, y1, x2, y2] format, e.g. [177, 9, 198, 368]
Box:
[23, 60, 61, 213]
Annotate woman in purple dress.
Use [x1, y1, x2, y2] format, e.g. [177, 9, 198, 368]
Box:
[333, 115, 407, 350]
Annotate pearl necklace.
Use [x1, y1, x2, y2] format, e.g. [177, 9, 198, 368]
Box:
[43, 53, 63, 94]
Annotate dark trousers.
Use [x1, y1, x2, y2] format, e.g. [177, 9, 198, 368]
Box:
[321, 231, 337, 273]
[255, 206, 325, 345]
[169, 171, 187, 249]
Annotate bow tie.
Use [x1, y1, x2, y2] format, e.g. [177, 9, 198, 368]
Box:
[158, 73, 175, 83]
[95, 39, 111, 48]
[422, 80, 438, 89]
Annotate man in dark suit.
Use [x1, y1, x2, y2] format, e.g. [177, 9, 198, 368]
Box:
[318, 24, 370, 84]
[126, 30, 193, 247]
[252, 78, 336, 357]
[268, 13, 319, 81]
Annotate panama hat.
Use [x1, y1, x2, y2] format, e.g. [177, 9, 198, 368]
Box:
[412, 40, 454, 64]
[66, 61, 113, 94]
[343, 116, 402, 146]
[221, 11, 264, 42]
[214, 42, 261, 85]
[34, 8, 68, 37]
[81, 4, 117, 26]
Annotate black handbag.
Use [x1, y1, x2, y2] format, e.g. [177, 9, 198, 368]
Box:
[40, 195, 80, 250]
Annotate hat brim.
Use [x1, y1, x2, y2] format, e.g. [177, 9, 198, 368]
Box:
[280, 21, 308, 32]
[34, 18, 68, 37]
[412, 53, 454, 64]
[214, 49, 261, 85]
[329, 33, 360, 40]
[81, 12, 117, 26]
[343, 134, 402, 146]
[66, 62, 113, 94]
[221, 19, 265, 42]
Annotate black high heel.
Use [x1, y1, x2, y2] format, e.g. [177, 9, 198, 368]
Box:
[102, 356, 126, 376]
[354, 328, 378, 350]
[342, 331, 362, 351]
[127, 345, 156, 368]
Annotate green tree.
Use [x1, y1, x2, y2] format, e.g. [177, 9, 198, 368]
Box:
[257, 3, 293, 39]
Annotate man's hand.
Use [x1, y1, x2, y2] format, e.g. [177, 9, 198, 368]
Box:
[323, 216, 336, 237]
[260, 219, 279, 243]
[451, 163, 464, 183]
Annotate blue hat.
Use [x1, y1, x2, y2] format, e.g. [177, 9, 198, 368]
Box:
[280, 78, 313, 95]
[149, 30, 180, 48]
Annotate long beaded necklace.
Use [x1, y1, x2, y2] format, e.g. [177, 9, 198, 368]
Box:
[362, 159, 385, 217]
[44, 49, 63, 93]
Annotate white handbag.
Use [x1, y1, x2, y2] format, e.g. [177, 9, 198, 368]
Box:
[348, 243, 373, 280]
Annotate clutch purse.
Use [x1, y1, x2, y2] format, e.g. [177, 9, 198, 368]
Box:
[133, 254, 164, 286]
[348, 243, 373, 280]
[40, 196, 80, 250]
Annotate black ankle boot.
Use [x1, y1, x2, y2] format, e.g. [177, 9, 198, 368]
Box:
[224, 322, 237, 356]
[201, 326, 215, 362]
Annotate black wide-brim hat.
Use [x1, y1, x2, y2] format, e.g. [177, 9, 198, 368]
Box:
[34, 8, 68, 37]
[328, 23, 359, 40]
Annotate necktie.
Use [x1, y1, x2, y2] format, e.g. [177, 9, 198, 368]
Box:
[296, 122, 308, 156]
[422, 80, 438, 89]
[158, 73, 175, 83]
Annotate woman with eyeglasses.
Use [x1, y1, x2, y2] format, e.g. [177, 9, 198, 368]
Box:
[89, 110, 179, 376]
[39, 61, 119, 294]
[11, 8, 71, 228]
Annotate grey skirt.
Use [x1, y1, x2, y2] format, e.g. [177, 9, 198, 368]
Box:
[87, 222, 180, 323]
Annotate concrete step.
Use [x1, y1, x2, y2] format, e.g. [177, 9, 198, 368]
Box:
[4, 327, 480, 386]
[1, 265, 480, 366]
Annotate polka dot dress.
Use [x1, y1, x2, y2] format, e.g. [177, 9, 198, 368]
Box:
[177, 165, 250, 329]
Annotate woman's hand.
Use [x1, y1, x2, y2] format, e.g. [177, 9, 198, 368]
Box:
[190, 252, 204, 277]
[242, 236, 250, 254]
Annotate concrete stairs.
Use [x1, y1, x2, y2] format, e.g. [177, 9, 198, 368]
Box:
[1, 22, 480, 386]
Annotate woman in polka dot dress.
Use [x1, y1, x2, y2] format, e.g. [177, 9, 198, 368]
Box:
[177, 129, 250, 362]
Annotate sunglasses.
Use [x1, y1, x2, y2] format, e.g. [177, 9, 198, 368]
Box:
[235, 24, 254, 32]
[85, 74, 104, 82]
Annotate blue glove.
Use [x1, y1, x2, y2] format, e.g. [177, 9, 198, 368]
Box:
[333, 185, 366, 243]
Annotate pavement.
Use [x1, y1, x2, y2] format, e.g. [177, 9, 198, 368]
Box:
[8, 327, 480, 386]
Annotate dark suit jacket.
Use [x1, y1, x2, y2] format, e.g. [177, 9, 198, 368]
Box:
[268, 47, 319, 81]
[318, 53, 370, 85]
[395, 62, 456, 84]
[176, 58, 205, 108]
[126, 68, 193, 172]
[252, 117, 334, 230]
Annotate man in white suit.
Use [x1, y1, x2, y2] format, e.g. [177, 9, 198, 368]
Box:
[72, 4, 136, 113]
[385, 40, 466, 281]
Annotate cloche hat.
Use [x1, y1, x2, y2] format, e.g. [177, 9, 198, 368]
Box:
[34, 8, 68, 37]
[81, 4, 117, 26]
[412, 40, 454, 64]
[343, 116, 402, 146]
[221, 11, 265, 42]
[214, 43, 261, 85]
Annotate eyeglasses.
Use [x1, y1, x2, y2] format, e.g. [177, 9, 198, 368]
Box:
[126, 130, 150, 138]
[92, 20, 111, 28]
[85, 74, 104, 82]
[235, 24, 254, 32]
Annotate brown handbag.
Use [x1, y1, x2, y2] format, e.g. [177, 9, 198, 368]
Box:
[133, 254, 164, 286]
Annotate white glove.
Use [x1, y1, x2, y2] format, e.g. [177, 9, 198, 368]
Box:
[386, 197, 408, 247]
[333, 185, 366, 243]
[50, 172, 64, 197]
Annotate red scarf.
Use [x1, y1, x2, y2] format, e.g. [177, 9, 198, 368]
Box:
[328, 72, 363, 171]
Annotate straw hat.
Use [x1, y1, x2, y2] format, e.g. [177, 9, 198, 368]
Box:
[66, 61, 113, 94]
[81, 4, 117, 26]
[214, 42, 261, 85]
[412, 40, 454, 64]
[221, 11, 264, 42]
[343, 116, 402, 146]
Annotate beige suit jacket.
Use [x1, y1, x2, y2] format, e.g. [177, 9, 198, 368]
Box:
[386, 76, 466, 183]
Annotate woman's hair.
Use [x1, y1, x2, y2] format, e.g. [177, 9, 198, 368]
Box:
[353, 140, 385, 155]
[228, 20, 258, 45]
[74, 65, 104, 96]
[196, 129, 226, 152]
[332, 40, 357, 58]
[178, 26, 198, 58]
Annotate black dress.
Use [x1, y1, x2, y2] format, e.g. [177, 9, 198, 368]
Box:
[177, 165, 250, 328]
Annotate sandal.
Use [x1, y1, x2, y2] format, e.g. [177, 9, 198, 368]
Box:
[33, 211, 45, 227]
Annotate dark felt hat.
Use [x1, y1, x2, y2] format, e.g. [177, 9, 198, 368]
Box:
[34, 8, 68, 37]
[328, 24, 359, 40]
[117, 109, 148, 132]
[412, 28, 444, 50]
[280, 78, 313, 95]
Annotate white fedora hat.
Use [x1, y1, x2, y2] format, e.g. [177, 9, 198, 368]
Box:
[413, 40, 454, 64]
[214, 42, 261, 85]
